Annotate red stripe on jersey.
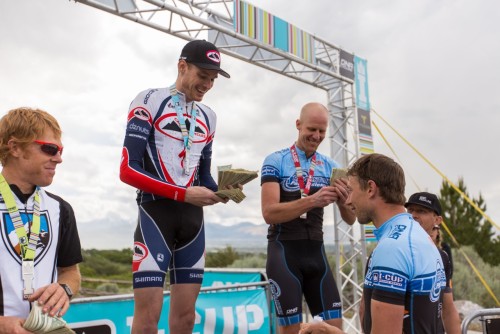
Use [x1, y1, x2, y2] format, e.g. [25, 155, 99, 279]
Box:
[120, 147, 186, 202]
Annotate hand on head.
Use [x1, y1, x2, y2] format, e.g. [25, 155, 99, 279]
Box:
[331, 178, 350, 205]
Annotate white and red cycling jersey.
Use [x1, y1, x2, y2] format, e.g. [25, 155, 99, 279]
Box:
[120, 87, 218, 203]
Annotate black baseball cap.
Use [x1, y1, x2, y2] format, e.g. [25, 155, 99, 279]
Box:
[405, 192, 442, 216]
[179, 40, 230, 78]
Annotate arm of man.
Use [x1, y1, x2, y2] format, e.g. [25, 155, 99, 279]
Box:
[442, 292, 461, 334]
[358, 294, 365, 327]
[261, 182, 339, 224]
[299, 321, 345, 334]
[197, 142, 218, 192]
[58, 264, 81, 298]
[28, 264, 81, 317]
[0, 316, 31, 334]
[370, 299, 404, 334]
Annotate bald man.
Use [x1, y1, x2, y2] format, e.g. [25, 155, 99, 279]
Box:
[260, 102, 355, 334]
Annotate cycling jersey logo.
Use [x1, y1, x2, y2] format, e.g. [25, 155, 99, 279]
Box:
[261, 165, 279, 178]
[129, 107, 152, 124]
[206, 50, 221, 63]
[143, 89, 158, 104]
[388, 224, 407, 240]
[282, 175, 327, 191]
[268, 279, 284, 315]
[430, 259, 444, 303]
[155, 113, 208, 143]
[2, 212, 51, 263]
[132, 242, 149, 272]
[365, 256, 374, 286]
[282, 175, 299, 191]
[268, 279, 281, 298]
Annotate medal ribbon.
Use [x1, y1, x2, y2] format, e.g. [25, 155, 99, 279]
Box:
[290, 144, 317, 197]
[0, 173, 41, 260]
[170, 85, 197, 175]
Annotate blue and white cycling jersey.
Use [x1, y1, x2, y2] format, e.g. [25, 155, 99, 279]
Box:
[363, 213, 446, 334]
[261, 146, 340, 241]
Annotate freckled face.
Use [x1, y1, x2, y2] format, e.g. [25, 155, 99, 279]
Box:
[16, 129, 63, 191]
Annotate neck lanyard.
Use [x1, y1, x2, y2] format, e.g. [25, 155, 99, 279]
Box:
[0, 173, 41, 299]
[290, 144, 317, 197]
[170, 85, 197, 175]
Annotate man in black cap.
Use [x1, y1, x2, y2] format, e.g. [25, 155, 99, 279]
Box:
[405, 192, 461, 334]
[119, 39, 231, 334]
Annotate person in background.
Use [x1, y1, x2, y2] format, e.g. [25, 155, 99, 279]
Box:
[300, 154, 445, 334]
[119, 39, 232, 334]
[260, 102, 356, 334]
[0, 107, 82, 334]
[406, 192, 461, 334]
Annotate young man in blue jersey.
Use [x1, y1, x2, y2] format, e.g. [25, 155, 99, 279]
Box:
[261, 102, 356, 334]
[120, 40, 232, 334]
[300, 153, 446, 334]
[0, 107, 82, 333]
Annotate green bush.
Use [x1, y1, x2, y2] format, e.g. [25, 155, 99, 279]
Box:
[229, 253, 266, 268]
[205, 246, 239, 267]
[452, 245, 500, 308]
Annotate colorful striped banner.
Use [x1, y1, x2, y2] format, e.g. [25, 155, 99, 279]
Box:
[360, 139, 375, 155]
[234, 0, 314, 63]
[364, 223, 377, 242]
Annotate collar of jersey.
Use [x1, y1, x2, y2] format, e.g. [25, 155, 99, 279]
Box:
[374, 212, 412, 241]
[293, 145, 316, 162]
[170, 86, 187, 103]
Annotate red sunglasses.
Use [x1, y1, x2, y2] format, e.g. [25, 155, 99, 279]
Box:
[33, 140, 64, 156]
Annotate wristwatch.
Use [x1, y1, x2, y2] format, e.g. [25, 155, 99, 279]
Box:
[59, 283, 73, 300]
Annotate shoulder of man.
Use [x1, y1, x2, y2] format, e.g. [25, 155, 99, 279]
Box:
[262, 147, 290, 163]
[314, 152, 340, 169]
[43, 190, 76, 218]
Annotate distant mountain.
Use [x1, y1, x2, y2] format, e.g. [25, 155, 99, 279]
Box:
[205, 221, 268, 249]
[78, 218, 339, 251]
[205, 221, 337, 250]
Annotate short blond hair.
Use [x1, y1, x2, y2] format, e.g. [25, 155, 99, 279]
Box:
[0, 107, 61, 165]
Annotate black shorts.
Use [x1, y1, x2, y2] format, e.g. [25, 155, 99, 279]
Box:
[266, 239, 342, 326]
[132, 199, 205, 288]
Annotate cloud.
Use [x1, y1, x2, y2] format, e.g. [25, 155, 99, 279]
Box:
[1, 0, 499, 250]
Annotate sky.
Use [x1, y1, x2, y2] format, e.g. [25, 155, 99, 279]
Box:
[1, 0, 499, 249]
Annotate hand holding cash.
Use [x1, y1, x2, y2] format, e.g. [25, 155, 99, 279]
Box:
[215, 165, 258, 203]
[23, 302, 75, 334]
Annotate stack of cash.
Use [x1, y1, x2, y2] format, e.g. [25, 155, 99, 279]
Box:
[330, 168, 347, 185]
[215, 165, 258, 203]
[23, 302, 75, 334]
[215, 188, 246, 203]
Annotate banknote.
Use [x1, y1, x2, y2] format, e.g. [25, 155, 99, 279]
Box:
[23, 302, 75, 334]
[215, 188, 246, 203]
[330, 168, 347, 185]
[216, 165, 258, 203]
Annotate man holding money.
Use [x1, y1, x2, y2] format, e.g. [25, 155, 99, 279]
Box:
[119, 39, 234, 334]
[260, 102, 355, 334]
[0, 107, 82, 333]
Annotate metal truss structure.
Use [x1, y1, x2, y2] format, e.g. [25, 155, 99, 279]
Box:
[73, 0, 366, 331]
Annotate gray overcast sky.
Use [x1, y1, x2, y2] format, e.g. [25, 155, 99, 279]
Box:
[1, 0, 499, 249]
